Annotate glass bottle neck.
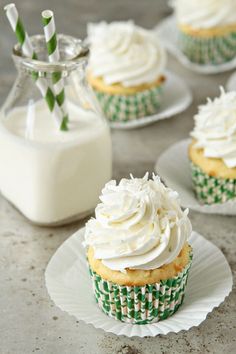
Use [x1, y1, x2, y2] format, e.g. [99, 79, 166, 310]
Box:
[12, 34, 89, 76]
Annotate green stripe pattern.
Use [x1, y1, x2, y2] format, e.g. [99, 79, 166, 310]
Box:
[178, 30, 236, 65]
[191, 162, 236, 204]
[15, 18, 25, 46]
[45, 87, 57, 112]
[46, 33, 57, 56]
[94, 84, 164, 122]
[42, 15, 56, 55]
[42, 10, 69, 131]
[5, 4, 67, 131]
[89, 252, 192, 324]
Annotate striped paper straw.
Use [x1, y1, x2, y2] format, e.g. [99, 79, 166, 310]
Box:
[4, 3, 68, 131]
[42, 9, 69, 129]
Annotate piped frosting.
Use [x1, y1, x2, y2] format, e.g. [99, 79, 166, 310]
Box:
[87, 21, 166, 87]
[171, 0, 236, 29]
[191, 87, 236, 168]
[84, 173, 191, 272]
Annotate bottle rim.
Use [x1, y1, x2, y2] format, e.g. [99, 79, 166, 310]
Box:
[12, 34, 89, 73]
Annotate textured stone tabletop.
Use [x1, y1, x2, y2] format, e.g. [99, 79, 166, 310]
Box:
[0, 1, 235, 353]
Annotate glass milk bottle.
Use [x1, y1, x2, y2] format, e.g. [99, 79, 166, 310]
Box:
[0, 35, 112, 225]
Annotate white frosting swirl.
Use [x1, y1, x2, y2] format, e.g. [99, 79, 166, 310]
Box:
[171, 0, 236, 29]
[87, 21, 166, 87]
[84, 173, 191, 272]
[191, 87, 236, 168]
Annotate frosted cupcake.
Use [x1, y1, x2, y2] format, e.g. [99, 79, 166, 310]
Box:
[87, 21, 166, 122]
[84, 173, 192, 324]
[189, 87, 236, 205]
[171, 0, 236, 65]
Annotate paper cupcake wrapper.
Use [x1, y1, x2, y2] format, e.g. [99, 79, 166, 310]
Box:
[94, 84, 164, 122]
[179, 30, 236, 65]
[45, 228, 233, 337]
[227, 71, 236, 91]
[191, 162, 236, 205]
[89, 253, 192, 325]
[156, 139, 236, 215]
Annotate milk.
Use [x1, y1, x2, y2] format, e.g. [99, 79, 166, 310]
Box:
[0, 100, 112, 225]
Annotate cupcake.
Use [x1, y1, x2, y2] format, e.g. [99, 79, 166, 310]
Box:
[171, 0, 236, 65]
[84, 173, 192, 324]
[87, 21, 166, 122]
[189, 87, 236, 205]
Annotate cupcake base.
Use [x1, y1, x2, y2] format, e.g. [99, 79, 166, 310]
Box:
[89, 253, 192, 325]
[191, 162, 236, 204]
[94, 85, 164, 122]
[178, 28, 236, 65]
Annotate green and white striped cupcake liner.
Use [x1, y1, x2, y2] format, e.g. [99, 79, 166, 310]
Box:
[94, 84, 164, 122]
[191, 162, 236, 205]
[89, 253, 192, 325]
[178, 30, 236, 65]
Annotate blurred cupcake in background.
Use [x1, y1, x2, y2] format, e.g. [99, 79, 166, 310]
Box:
[189, 87, 236, 205]
[84, 173, 192, 324]
[87, 21, 166, 122]
[171, 0, 236, 65]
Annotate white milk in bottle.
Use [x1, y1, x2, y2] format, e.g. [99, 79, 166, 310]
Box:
[0, 35, 112, 225]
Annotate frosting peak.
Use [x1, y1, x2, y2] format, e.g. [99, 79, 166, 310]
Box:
[191, 87, 236, 168]
[171, 0, 236, 29]
[87, 21, 166, 87]
[84, 173, 191, 271]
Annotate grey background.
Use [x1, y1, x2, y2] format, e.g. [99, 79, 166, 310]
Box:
[0, 0, 235, 353]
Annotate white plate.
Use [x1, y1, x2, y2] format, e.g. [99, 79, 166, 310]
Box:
[110, 71, 192, 129]
[154, 15, 236, 74]
[45, 228, 232, 337]
[155, 139, 236, 215]
[226, 72, 236, 91]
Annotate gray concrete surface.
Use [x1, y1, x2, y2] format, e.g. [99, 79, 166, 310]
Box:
[0, 1, 235, 353]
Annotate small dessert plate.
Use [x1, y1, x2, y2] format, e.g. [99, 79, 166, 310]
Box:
[155, 139, 236, 215]
[45, 227, 232, 337]
[109, 71, 192, 129]
[154, 15, 236, 74]
[227, 72, 236, 91]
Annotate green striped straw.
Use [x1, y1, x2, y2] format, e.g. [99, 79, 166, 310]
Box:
[42, 10, 69, 131]
[4, 3, 68, 131]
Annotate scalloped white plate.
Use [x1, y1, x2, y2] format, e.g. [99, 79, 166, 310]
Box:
[227, 72, 236, 91]
[154, 15, 236, 74]
[45, 228, 232, 337]
[155, 139, 236, 215]
[109, 70, 192, 129]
